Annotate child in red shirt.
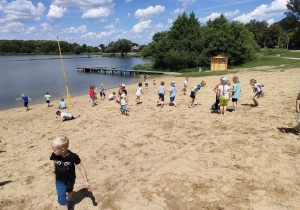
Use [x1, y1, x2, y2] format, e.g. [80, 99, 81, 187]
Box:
[89, 85, 95, 107]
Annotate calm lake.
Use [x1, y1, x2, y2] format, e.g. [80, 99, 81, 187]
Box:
[0, 55, 151, 111]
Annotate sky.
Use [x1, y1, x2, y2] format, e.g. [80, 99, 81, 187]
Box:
[0, 0, 290, 46]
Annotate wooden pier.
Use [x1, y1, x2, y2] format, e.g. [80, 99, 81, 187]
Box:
[77, 67, 181, 76]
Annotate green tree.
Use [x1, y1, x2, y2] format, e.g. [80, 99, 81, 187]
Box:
[106, 41, 118, 55]
[115, 39, 132, 57]
[263, 23, 283, 48]
[200, 16, 258, 67]
[245, 20, 268, 47]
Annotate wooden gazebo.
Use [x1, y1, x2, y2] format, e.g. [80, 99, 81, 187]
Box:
[211, 55, 228, 70]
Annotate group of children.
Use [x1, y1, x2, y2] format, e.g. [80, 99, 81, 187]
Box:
[26, 75, 299, 210]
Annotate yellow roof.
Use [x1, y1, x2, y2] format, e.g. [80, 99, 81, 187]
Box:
[211, 55, 228, 59]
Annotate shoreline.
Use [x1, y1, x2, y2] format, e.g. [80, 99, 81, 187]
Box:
[0, 75, 145, 113]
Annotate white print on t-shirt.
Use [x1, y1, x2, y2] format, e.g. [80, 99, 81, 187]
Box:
[55, 160, 71, 166]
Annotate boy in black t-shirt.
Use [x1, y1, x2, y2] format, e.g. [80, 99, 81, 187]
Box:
[50, 136, 91, 210]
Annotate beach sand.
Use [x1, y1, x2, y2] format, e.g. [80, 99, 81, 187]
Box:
[0, 67, 300, 209]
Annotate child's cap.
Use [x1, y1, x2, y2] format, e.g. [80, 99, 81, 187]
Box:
[197, 85, 201, 89]
[101, 84, 103, 86]
[171, 81, 175, 85]
[221, 77, 227, 82]
[120, 83, 126, 88]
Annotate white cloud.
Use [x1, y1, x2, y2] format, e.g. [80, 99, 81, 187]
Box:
[134, 5, 165, 18]
[81, 7, 112, 19]
[131, 20, 151, 33]
[51, 0, 113, 10]
[167, 19, 174, 24]
[199, 9, 240, 23]
[155, 23, 164, 29]
[267, 18, 275, 25]
[125, 0, 133, 2]
[127, 13, 131, 17]
[81, 32, 96, 39]
[0, 22, 24, 33]
[104, 23, 115, 30]
[62, 25, 87, 34]
[179, 0, 196, 8]
[41, 22, 52, 32]
[0, 0, 45, 23]
[81, 29, 116, 39]
[173, 8, 184, 14]
[233, 0, 288, 23]
[25, 26, 36, 34]
[174, 0, 196, 14]
[47, 5, 67, 21]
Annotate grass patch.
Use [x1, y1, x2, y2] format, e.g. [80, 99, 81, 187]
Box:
[231, 55, 300, 69]
[177, 70, 238, 77]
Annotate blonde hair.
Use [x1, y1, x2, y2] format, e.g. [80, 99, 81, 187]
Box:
[232, 75, 239, 84]
[52, 136, 69, 149]
[226, 80, 231, 86]
[201, 81, 206, 87]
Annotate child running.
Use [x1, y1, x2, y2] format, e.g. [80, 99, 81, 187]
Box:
[182, 77, 189, 95]
[231, 76, 241, 113]
[144, 76, 148, 88]
[168, 81, 181, 107]
[250, 79, 264, 107]
[211, 77, 223, 111]
[89, 85, 95, 107]
[218, 77, 231, 115]
[59, 98, 67, 109]
[100, 84, 106, 99]
[16, 94, 32, 111]
[120, 89, 128, 117]
[157, 81, 165, 108]
[136, 82, 144, 105]
[50, 136, 91, 210]
[189, 81, 206, 108]
[44, 92, 51, 107]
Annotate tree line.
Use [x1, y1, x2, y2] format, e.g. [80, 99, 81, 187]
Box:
[138, 0, 300, 71]
[0, 40, 100, 54]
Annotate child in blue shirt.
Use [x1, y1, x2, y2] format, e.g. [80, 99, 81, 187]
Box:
[16, 94, 32, 111]
[59, 98, 67, 109]
[231, 75, 242, 113]
[189, 81, 206, 108]
[100, 84, 106, 99]
[168, 81, 181, 107]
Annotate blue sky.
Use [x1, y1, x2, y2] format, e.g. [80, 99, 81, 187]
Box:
[0, 0, 289, 46]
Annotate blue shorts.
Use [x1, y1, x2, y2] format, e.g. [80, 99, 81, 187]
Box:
[55, 179, 75, 205]
[90, 97, 94, 102]
[190, 91, 195, 99]
[121, 105, 126, 110]
[170, 97, 175, 102]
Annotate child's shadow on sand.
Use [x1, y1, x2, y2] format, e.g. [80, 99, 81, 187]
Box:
[241, 103, 256, 107]
[72, 188, 97, 209]
[277, 127, 299, 135]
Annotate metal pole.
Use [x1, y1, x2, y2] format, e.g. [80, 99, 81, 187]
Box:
[57, 36, 71, 105]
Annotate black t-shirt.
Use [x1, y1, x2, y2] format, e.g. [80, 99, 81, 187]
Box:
[50, 150, 81, 182]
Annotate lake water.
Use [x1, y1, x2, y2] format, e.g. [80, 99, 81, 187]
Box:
[0, 55, 151, 111]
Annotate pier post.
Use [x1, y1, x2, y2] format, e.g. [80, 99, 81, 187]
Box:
[104, 70, 106, 75]
[121, 71, 123, 76]
[112, 70, 114, 75]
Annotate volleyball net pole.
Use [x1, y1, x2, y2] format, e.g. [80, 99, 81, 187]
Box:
[57, 36, 71, 105]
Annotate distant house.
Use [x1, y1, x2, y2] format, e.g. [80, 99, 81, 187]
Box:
[98, 46, 102, 52]
[132, 45, 140, 52]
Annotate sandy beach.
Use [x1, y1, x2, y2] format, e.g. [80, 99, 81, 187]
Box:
[0, 67, 300, 209]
